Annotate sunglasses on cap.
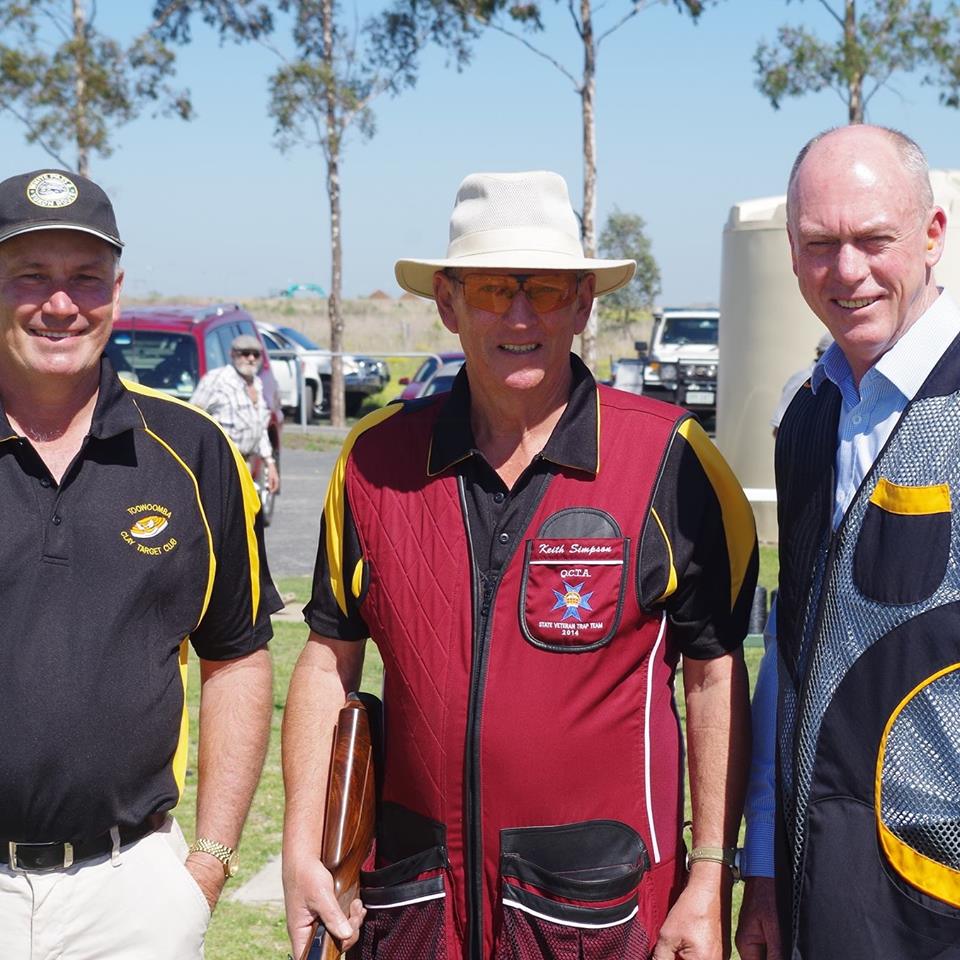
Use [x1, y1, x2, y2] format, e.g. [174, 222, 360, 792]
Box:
[233, 348, 261, 358]
[449, 272, 581, 316]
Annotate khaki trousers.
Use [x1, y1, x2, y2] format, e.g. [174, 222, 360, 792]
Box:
[0, 817, 210, 959]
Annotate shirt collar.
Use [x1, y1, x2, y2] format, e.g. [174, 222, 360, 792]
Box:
[428, 353, 599, 476]
[811, 289, 960, 402]
[0, 356, 143, 443]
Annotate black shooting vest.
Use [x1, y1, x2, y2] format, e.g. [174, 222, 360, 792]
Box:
[775, 333, 960, 959]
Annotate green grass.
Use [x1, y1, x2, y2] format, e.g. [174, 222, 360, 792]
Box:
[183, 577, 768, 958]
[281, 429, 349, 453]
[758, 543, 778, 596]
[178, 577, 383, 959]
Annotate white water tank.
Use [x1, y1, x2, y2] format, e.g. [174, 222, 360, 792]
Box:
[717, 170, 960, 543]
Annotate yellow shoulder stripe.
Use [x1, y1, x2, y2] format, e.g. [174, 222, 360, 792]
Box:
[123, 379, 263, 625]
[325, 404, 403, 615]
[651, 508, 678, 603]
[678, 418, 756, 611]
[869, 477, 951, 516]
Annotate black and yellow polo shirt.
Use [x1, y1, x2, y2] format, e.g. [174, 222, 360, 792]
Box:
[0, 358, 281, 843]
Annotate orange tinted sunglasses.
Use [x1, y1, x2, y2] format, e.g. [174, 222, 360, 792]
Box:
[451, 272, 581, 315]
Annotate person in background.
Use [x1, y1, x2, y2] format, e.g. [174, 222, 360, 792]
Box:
[191, 333, 279, 494]
[769, 331, 833, 435]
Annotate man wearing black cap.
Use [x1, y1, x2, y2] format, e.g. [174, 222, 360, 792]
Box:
[0, 169, 282, 958]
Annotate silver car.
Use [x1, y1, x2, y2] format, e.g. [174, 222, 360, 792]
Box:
[257, 321, 388, 419]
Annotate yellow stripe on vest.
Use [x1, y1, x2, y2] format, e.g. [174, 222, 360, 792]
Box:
[876, 663, 960, 907]
[678, 418, 756, 611]
[651, 508, 678, 603]
[869, 477, 951, 515]
[325, 405, 403, 615]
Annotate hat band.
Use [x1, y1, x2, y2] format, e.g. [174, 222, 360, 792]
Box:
[447, 226, 584, 261]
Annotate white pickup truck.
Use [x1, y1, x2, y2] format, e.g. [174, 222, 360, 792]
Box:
[641, 307, 719, 422]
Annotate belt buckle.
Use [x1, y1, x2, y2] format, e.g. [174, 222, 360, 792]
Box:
[7, 840, 74, 872]
[7, 841, 21, 873]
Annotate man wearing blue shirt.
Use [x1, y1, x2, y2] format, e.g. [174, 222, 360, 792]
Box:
[736, 125, 960, 960]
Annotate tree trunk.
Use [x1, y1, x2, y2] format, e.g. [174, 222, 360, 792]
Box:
[73, 0, 89, 176]
[844, 0, 864, 123]
[579, 0, 598, 371]
[322, 0, 346, 428]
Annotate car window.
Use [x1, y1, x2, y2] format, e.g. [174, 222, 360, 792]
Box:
[423, 375, 456, 397]
[214, 324, 236, 363]
[205, 331, 227, 370]
[107, 331, 200, 398]
[279, 326, 320, 350]
[260, 330, 283, 351]
[413, 357, 438, 383]
[660, 318, 718, 345]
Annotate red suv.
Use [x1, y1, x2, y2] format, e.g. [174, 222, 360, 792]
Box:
[107, 304, 283, 519]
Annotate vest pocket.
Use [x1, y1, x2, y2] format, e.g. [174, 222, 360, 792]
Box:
[519, 537, 629, 652]
[494, 820, 650, 960]
[358, 805, 448, 959]
[853, 479, 950, 605]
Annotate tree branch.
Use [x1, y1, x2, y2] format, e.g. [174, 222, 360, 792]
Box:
[255, 33, 288, 62]
[815, 0, 844, 28]
[36, 3, 71, 43]
[486, 20, 580, 88]
[597, 0, 659, 48]
[0, 101, 72, 170]
[566, 0, 584, 39]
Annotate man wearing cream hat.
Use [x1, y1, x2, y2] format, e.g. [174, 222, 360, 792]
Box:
[283, 170, 757, 960]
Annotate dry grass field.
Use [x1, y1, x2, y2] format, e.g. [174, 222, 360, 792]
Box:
[127, 292, 655, 383]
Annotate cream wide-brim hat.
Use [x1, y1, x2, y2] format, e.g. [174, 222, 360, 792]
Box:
[395, 171, 636, 300]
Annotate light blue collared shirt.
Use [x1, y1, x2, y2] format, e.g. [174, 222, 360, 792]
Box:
[741, 290, 960, 878]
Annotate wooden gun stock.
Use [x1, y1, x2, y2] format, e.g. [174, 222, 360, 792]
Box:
[299, 693, 379, 960]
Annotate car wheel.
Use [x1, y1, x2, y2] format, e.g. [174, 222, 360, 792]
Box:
[345, 393, 364, 417]
[319, 376, 331, 417]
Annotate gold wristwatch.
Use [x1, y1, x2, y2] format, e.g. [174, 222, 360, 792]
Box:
[189, 837, 240, 878]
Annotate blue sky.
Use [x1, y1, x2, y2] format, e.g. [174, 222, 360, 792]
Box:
[3, 1, 957, 304]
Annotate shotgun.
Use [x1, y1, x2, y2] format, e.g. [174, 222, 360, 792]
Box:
[299, 692, 380, 960]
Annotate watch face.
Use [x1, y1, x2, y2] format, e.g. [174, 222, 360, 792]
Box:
[227, 850, 240, 878]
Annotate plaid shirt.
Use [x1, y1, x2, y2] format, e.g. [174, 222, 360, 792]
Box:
[190, 363, 272, 459]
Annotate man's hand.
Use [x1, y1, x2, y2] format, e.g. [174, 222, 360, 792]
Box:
[283, 854, 365, 959]
[653, 863, 728, 960]
[185, 851, 227, 913]
[735, 877, 782, 960]
[267, 460, 280, 494]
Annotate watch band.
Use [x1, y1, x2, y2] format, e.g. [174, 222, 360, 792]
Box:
[687, 846, 741, 880]
[189, 837, 238, 878]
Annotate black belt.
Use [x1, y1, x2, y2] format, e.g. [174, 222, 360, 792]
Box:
[5, 813, 166, 872]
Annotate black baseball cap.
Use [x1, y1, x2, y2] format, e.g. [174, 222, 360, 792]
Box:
[0, 169, 123, 252]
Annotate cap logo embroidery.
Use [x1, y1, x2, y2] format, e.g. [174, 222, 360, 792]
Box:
[121, 503, 177, 555]
[26, 172, 78, 209]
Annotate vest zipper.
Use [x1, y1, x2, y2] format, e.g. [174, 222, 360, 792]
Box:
[459, 474, 496, 960]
